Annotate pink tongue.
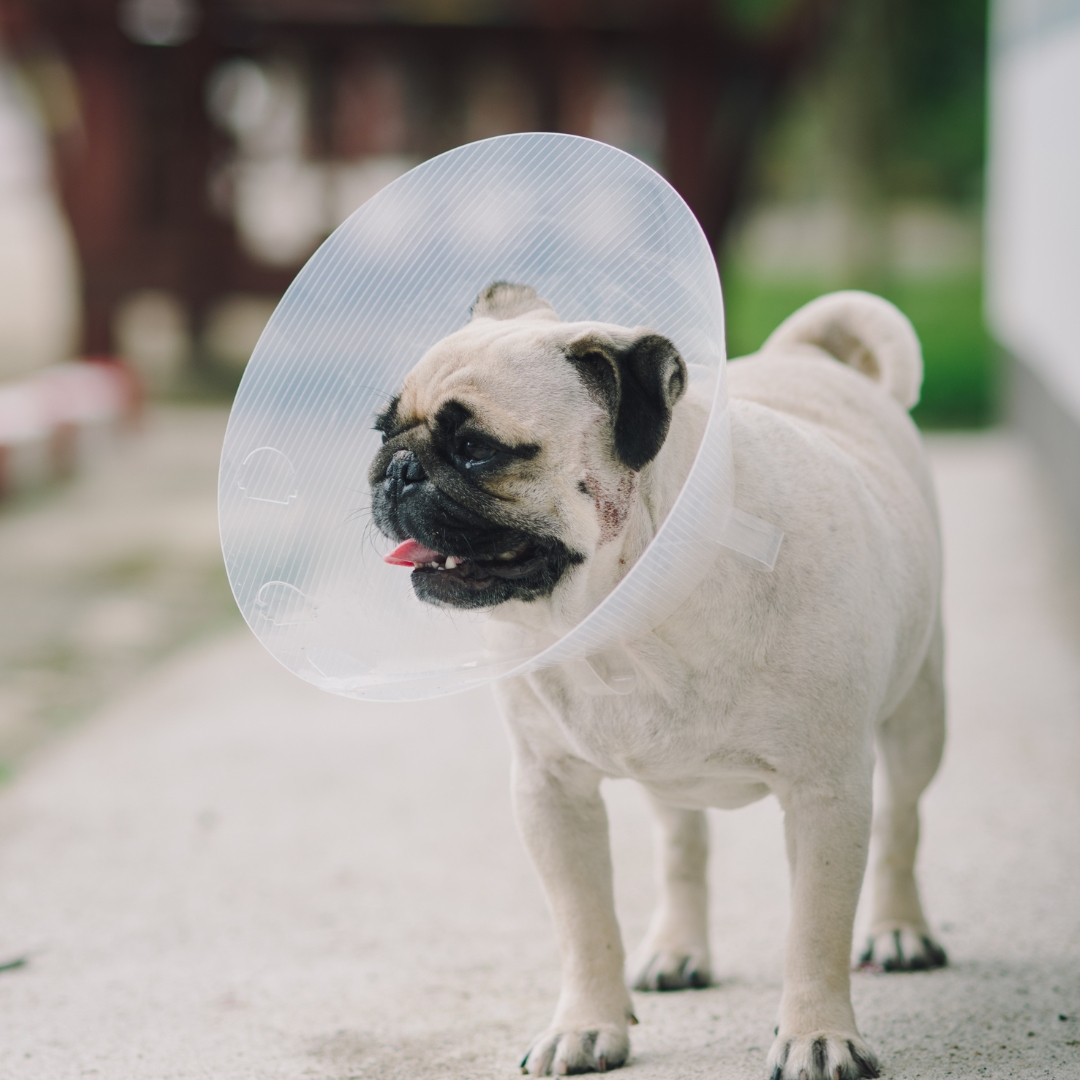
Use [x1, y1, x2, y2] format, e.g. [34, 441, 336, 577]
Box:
[384, 539, 444, 567]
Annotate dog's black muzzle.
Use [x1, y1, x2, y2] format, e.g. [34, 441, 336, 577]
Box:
[383, 449, 427, 502]
[374, 448, 514, 555]
[369, 445, 582, 609]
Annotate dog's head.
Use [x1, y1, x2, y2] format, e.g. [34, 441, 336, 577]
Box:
[368, 283, 687, 611]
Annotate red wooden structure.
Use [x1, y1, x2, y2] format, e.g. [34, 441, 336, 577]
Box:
[4, 0, 841, 357]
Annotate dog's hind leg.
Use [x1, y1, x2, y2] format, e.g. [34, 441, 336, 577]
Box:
[768, 765, 880, 1080]
[860, 618, 948, 972]
[628, 796, 711, 991]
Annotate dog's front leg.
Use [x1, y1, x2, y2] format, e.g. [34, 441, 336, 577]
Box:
[508, 730, 634, 1074]
[769, 773, 881, 1080]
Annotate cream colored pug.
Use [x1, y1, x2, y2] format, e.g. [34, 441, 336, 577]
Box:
[370, 284, 946, 1079]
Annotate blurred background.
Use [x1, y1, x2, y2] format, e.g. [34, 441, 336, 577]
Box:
[0, 0, 1076, 774]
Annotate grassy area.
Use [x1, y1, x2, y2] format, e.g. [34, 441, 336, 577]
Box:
[722, 269, 996, 428]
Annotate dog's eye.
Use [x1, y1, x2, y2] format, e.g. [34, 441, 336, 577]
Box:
[458, 438, 498, 466]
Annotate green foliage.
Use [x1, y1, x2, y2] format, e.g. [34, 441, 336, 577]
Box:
[723, 0, 803, 33]
[880, 0, 988, 202]
[722, 268, 996, 428]
[751, 0, 989, 206]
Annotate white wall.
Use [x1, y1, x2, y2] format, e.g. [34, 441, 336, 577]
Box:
[987, 0, 1080, 422]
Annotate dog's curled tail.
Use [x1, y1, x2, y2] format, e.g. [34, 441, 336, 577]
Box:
[760, 290, 923, 410]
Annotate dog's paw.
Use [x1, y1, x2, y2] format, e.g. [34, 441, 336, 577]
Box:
[629, 948, 710, 991]
[767, 1031, 880, 1080]
[520, 1024, 630, 1075]
[857, 925, 947, 972]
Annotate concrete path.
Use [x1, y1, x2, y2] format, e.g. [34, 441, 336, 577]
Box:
[0, 405, 236, 767]
[0, 433, 1077, 1080]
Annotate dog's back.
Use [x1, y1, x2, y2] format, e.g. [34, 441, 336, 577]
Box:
[727, 290, 936, 518]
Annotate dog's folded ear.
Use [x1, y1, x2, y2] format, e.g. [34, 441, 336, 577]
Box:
[471, 282, 558, 322]
[567, 331, 688, 471]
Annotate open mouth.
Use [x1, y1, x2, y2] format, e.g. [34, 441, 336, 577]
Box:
[384, 538, 552, 587]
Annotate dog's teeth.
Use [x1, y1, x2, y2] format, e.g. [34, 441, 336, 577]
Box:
[445, 556, 459, 570]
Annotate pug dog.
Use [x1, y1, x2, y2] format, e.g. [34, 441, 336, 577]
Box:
[370, 283, 946, 1080]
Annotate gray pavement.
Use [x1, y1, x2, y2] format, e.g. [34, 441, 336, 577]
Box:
[0, 431, 1077, 1079]
[0, 406, 238, 768]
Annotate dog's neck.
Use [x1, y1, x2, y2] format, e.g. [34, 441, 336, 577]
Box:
[591, 387, 710, 594]
[492, 388, 710, 642]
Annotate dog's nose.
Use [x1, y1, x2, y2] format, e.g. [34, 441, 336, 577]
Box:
[384, 449, 427, 499]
